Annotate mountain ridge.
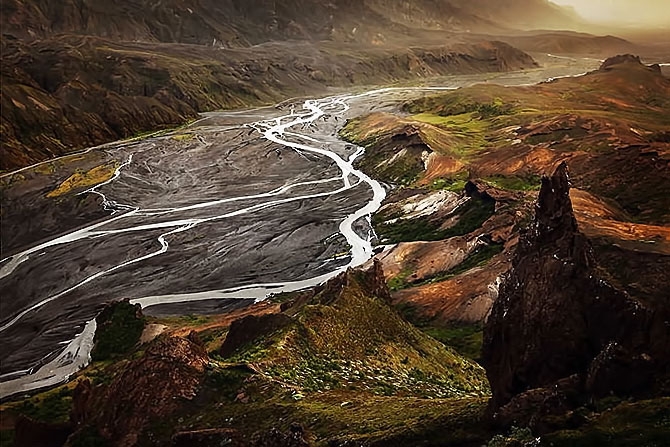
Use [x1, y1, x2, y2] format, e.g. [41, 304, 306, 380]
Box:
[1, 0, 641, 172]
[2, 0, 580, 44]
[0, 36, 538, 171]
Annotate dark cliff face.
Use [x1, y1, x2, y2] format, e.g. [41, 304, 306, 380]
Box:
[482, 162, 670, 427]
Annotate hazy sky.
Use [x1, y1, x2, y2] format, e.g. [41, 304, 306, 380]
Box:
[550, 0, 670, 27]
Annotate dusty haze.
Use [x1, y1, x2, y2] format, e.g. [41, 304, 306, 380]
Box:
[551, 0, 670, 27]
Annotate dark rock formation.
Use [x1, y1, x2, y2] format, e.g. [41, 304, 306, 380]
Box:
[308, 259, 392, 307]
[598, 54, 668, 77]
[353, 259, 393, 305]
[219, 313, 294, 358]
[70, 379, 93, 430]
[72, 336, 209, 447]
[187, 330, 205, 347]
[600, 54, 642, 69]
[482, 162, 670, 429]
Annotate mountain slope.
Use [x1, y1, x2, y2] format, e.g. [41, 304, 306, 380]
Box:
[450, 0, 580, 30]
[2, 0, 579, 44]
[0, 36, 537, 171]
[0, 0, 478, 45]
[219, 261, 489, 399]
[3, 263, 491, 446]
[0, 0, 630, 171]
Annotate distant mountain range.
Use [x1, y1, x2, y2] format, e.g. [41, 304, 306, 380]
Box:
[2, 0, 580, 45]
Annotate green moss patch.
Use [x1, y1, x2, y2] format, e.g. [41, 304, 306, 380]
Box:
[91, 301, 146, 362]
[374, 216, 447, 243]
[375, 195, 495, 244]
[430, 171, 470, 192]
[10, 387, 73, 424]
[423, 324, 484, 363]
[406, 93, 513, 119]
[395, 302, 484, 363]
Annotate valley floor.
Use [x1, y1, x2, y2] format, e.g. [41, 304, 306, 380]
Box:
[2, 55, 670, 446]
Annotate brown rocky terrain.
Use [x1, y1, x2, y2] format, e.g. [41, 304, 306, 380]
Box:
[73, 335, 209, 447]
[343, 56, 669, 332]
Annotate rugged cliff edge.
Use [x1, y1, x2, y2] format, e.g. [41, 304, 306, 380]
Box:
[482, 162, 670, 430]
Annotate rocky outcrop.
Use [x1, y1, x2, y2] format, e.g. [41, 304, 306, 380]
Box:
[306, 259, 393, 307]
[90, 299, 145, 361]
[482, 162, 670, 429]
[355, 125, 433, 185]
[71, 336, 209, 447]
[599, 54, 644, 70]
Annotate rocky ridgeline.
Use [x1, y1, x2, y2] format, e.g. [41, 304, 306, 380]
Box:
[218, 260, 488, 399]
[483, 162, 670, 431]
